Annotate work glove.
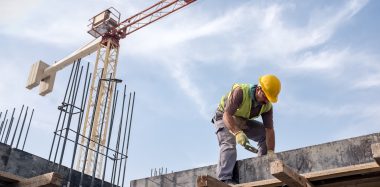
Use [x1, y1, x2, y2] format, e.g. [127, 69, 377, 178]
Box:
[234, 131, 258, 153]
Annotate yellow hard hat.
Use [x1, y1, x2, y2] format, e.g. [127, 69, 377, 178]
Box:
[259, 74, 281, 103]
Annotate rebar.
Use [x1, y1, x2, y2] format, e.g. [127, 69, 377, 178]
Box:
[90, 73, 114, 187]
[22, 108, 34, 150]
[121, 91, 136, 186]
[117, 88, 131, 186]
[1, 119, 8, 142]
[0, 110, 8, 136]
[53, 61, 81, 164]
[49, 62, 77, 161]
[15, 106, 29, 148]
[2, 108, 15, 143]
[68, 63, 91, 187]
[58, 64, 84, 172]
[79, 69, 104, 186]
[101, 87, 120, 187]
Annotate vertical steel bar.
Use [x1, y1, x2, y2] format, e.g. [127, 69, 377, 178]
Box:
[67, 63, 91, 187]
[111, 90, 127, 185]
[79, 69, 104, 186]
[22, 108, 34, 150]
[1, 119, 9, 142]
[16, 106, 29, 148]
[58, 64, 84, 171]
[91, 74, 115, 187]
[110, 118, 123, 184]
[53, 61, 81, 164]
[101, 88, 120, 187]
[4, 108, 16, 144]
[121, 91, 136, 187]
[49, 62, 77, 161]
[117, 87, 130, 186]
[0, 110, 8, 136]
[0, 112, 2, 136]
[11, 106, 24, 138]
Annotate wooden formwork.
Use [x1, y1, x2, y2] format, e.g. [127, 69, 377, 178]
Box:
[198, 143, 380, 187]
[0, 172, 62, 187]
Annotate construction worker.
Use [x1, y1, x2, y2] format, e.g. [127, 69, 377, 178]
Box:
[211, 74, 281, 185]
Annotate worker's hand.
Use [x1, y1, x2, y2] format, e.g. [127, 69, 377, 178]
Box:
[234, 131, 248, 146]
[233, 131, 252, 148]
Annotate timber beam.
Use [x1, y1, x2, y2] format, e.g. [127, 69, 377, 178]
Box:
[0, 171, 62, 187]
[197, 175, 232, 187]
[371, 143, 380, 165]
[270, 160, 314, 187]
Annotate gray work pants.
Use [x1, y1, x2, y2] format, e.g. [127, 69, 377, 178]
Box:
[214, 118, 267, 181]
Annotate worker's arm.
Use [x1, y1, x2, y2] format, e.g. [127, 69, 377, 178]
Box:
[222, 87, 254, 150]
[265, 127, 275, 151]
[262, 108, 275, 152]
[222, 87, 243, 134]
[223, 112, 241, 134]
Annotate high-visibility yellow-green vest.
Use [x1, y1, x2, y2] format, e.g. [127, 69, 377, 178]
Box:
[218, 83, 272, 119]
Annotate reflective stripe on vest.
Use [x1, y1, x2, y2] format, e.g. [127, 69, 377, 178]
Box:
[218, 83, 272, 119]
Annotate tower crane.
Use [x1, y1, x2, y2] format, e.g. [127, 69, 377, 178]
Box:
[26, 0, 196, 177]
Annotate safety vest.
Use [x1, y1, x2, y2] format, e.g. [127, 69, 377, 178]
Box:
[218, 83, 272, 119]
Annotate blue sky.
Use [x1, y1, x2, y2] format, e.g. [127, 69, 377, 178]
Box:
[1, 0, 380, 186]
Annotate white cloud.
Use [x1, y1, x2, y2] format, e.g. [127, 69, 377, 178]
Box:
[0, 0, 43, 24]
[164, 60, 209, 119]
[352, 74, 380, 89]
[284, 48, 349, 71]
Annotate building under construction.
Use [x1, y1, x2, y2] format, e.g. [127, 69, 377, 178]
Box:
[1, 0, 379, 187]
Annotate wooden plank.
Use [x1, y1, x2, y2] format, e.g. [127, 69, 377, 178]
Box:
[317, 176, 380, 187]
[237, 162, 380, 187]
[0, 171, 25, 183]
[14, 172, 62, 187]
[304, 162, 380, 181]
[233, 178, 282, 187]
[371, 143, 380, 165]
[197, 175, 232, 187]
[270, 160, 314, 187]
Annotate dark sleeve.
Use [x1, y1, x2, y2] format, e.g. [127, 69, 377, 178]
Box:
[224, 87, 243, 115]
[261, 108, 273, 129]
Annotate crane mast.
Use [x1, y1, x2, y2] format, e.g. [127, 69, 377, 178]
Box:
[26, 0, 195, 179]
[74, 0, 196, 177]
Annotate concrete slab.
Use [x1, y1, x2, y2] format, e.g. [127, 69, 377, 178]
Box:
[130, 132, 380, 187]
[0, 142, 114, 187]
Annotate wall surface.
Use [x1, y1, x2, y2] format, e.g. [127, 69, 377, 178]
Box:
[130, 132, 380, 187]
[0, 143, 115, 187]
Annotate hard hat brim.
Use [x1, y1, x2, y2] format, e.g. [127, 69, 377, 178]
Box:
[259, 76, 279, 103]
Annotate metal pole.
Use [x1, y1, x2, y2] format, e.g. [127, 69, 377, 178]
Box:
[1, 119, 9, 142]
[108, 85, 124, 187]
[0, 110, 8, 138]
[79, 69, 104, 186]
[22, 108, 34, 150]
[58, 64, 84, 171]
[16, 106, 29, 148]
[91, 74, 115, 187]
[117, 87, 130, 186]
[10, 104, 24, 147]
[67, 63, 91, 187]
[53, 61, 81, 164]
[110, 94, 125, 185]
[101, 87, 120, 186]
[121, 92, 136, 186]
[49, 62, 76, 161]
[4, 108, 16, 144]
